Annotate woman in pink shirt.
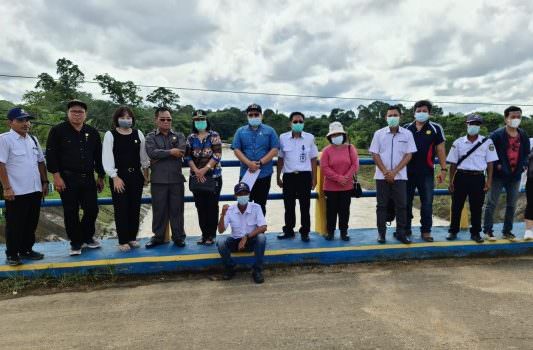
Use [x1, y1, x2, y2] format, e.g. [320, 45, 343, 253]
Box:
[320, 122, 359, 241]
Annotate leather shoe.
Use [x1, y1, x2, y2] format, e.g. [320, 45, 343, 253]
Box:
[341, 234, 350, 241]
[471, 234, 484, 243]
[324, 233, 334, 241]
[174, 239, 186, 248]
[277, 233, 295, 240]
[222, 269, 235, 280]
[396, 234, 411, 244]
[145, 238, 166, 249]
[377, 233, 386, 244]
[301, 233, 310, 242]
[446, 232, 458, 241]
[421, 232, 434, 242]
[252, 270, 264, 284]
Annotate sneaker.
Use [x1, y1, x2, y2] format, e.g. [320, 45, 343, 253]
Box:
[82, 238, 101, 249]
[524, 230, 533, 241]
[484, 231, 497, 242]
[69, 249, 82, 256]
[5, 256, 23, 266]
[128, 241, 141, 248]
[502, 233, 519, 242]
[19, 250, 45, 260]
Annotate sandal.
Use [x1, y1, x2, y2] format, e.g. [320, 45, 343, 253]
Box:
[128, 241, 140, 248]
[118, 244, 131, 252]
[204, 238, 215, 245]
[196, 238, 206, 245]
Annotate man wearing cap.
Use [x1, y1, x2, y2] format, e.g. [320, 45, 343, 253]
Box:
[46, 100, 105, 256]
[0, 108, 48, 265]
[446, 114, 498, 243]
[483, 106, 530, 242]
[276, 111, 318, 242]
[232, 104, 279, 215]
[217, 182, 267, 284]
[369, 105, 417, 244]
[145, 106, 187, 248]
[404, 100, 447, 242]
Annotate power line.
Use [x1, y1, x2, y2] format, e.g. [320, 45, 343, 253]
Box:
[1, 73, 532, 108]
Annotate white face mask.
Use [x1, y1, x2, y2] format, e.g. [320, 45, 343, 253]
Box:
[331, 135, 344, 145]
[508, 118, 521, 128]
[414, 112, 429, 123]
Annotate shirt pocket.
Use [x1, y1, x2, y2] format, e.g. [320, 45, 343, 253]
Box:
[12, 149, 26, 157]
[246, 215, 258, 229]
[282, 144, 294, 155]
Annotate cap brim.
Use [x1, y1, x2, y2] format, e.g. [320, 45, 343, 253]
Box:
[11, 115, 34, 120]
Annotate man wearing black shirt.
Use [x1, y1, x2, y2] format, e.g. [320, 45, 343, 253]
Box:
[46, 100, 105, 256]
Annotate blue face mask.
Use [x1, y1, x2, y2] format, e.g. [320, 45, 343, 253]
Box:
[467, 125, 480, 136]
[118, 119, 132, 128]
[291, 122, 304, 133]
[248, 117, 262, 127]
[415, 112, 429, 123]
[194, 120, 207, 131]
[237, 195, 249, 206]
[387, 116, 400, 127]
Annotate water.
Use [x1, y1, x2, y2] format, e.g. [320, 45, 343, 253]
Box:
[138, 149, 448, 237]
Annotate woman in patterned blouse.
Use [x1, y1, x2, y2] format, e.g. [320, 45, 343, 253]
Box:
[185, 110, 223, 245]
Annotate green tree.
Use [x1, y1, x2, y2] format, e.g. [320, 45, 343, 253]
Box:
[146, 87, 180, 109]
[94, 73, 143, 106]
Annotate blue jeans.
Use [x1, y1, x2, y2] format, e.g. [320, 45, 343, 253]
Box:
[483, 177, 520, 234]
[217, 234, 266, 272]
[406, 173, 434, 234]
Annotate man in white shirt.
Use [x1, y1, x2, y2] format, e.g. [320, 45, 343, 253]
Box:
[0, 108, 48, 266]
[446, 113, 498, 243]
[369, 105, 417, 244]
[217, 182, 267, 284]
[276, 112, 318, 242]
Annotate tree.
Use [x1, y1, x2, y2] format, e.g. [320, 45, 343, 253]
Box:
[34, 58, 85, 101]
[146, 87, 180, 109]
[94, 73, 143, 106]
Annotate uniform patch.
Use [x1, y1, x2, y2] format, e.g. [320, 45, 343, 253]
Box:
[489, 144, 495, 151]
[426, 130, 431, 135]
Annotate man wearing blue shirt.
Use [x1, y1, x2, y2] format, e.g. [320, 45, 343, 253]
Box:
[232, 104, 279, 215]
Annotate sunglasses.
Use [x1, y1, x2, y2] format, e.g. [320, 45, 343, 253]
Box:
[159, 118, 172, 122]
[248, 113, 260, 117]
[193, 117, 207, 121]
[292, 121, 304, 124]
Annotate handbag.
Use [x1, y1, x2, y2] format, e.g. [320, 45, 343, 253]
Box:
[189, 174, 217, 193]
[346, 145, 362, 198]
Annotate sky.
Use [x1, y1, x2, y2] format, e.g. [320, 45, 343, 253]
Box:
[1, 0, 532, 116]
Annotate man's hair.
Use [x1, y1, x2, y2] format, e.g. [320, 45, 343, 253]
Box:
[154, 106, 172, 118]
[413, 100, 432, 113]
[504, 105, 522, 117]
[387, 105, 402, 115]
[289, 111, 305, 121]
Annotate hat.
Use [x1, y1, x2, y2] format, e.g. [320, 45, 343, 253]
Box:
[192, 110, 207, 118]
[234, 182, 250, 195]
[466, 113, 483, 124]
[246, 104, 262, 114]
[7, 107, 34, 121]
[326, 121, 346, 137]
[67, 99, 88, 111]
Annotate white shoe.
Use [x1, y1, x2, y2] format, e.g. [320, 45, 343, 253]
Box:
[128, 240, 140, 248]
[69, 249, 82, 256]
[82, 239, 101, 249]
[118, 244, 131, 252]
[524, 230, 533, 241]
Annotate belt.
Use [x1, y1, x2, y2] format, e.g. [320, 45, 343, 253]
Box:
[62, 170, 93, 178]
[118, 167, 140, 173]
[284, 171, 311, 175]
[457, 169, 484, 175]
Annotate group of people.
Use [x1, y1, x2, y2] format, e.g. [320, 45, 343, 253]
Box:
[1, 100, 532, 284]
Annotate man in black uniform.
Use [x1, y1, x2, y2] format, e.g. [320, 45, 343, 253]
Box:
[46, 100, 105, 256]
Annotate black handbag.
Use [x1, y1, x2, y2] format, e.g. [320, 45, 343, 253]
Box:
[189, 174, 217, 193]
[346, 145, 362, 198]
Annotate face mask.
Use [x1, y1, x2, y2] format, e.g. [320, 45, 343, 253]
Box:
[387, 116, 400, 127]
[508, 118, 521, 128]
[291, 122, 304, 133]
[415, 112, 429, 123]
[248, 117, 262, 127]
[331, 135, 344, 145]
[467, 125, 480, 136]
[194, 120, 207, 131]
[237, 195, 249, 206]
[118, 119, 132, 128]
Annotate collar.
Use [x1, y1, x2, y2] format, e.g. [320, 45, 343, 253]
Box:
[463, 135, 483, 144]
[233, 203, 252, 214]
[247, 124, 263, 132]
[9, 129, 27, 140]
[156, 128, 176, 136]
[290, 131, 307, 139]
[385, 126, 406, 134]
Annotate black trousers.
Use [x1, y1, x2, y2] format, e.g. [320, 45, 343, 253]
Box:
[325, 190, 351, 235]
[282, 172, 312, 234]
[5, 191, 41, 258]
[59, 173, 99, 249]
[526, 177, 533, 220]
[449, 172, 485, 235]
[250, 175, 272, 215]
[110, 171, 144, 244]
[192, 177, 222, 240]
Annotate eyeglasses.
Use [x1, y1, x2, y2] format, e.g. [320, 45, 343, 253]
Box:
[292, 121, 304, 124]
[193, 118, 207, 121]
[70, 110, 86, 115]
[248, 113, 260, 117]
[159, 118, 172, 122]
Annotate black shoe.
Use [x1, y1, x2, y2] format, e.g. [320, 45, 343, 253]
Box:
[377, 233, 386, 244]
[421, 233, 434, 242]
[406, 230, 412, 238]
[20, 250, 44, 260]
[145, 238, 166, 249]
[301, 233, 310, 242]
[502, 232, 518, 242]
[222, 269, 235, 280]
[341, 234, 350, 241]
[471, 234, 484, 243]
[252, 270, 264, 284]
[5, 256, 22, 266]
[446, 232, 458, 241]
[173, 239, 186, 248]
[396, 234, 411, 244]
[277, 233, 295, 240]
[324, 233, 334, 241]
